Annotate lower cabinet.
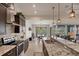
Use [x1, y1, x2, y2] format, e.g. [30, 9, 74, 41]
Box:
[24, 39, 29, 53]
[43, 42, 49, 56]
[2, 47, 17, 56]
[18, 42, 24, 56]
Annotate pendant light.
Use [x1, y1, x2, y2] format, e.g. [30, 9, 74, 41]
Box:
[52, 7, 55, 39]
[52, 7, 55, 24]
[69, 3, 75, 18]
[57, 3, 61, 23]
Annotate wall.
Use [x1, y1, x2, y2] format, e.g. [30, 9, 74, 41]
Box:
[25, 20, 32, 39]
[25, 17, 56, 39]
[25, 16, 79, 39]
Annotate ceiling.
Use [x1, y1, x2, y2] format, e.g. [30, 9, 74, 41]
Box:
[14, 3, 79, 19]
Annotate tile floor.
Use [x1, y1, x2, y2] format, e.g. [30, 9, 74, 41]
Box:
[24, 38, 76, 56]
[24, 38, 44, 56]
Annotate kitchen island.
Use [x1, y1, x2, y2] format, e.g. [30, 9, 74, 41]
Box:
[43, 37, 79, 56]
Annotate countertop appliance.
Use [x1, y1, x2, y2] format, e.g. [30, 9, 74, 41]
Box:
[1, 37, 15, 45]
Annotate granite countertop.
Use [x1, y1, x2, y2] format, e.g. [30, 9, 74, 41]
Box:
[0, 45, 16, 56]
[53, 37, 79, 53]
[43, 37, 79, 56]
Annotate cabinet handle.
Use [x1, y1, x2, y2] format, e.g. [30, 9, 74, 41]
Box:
[18, 43, 23, 46]
[8, 51, 13, 55]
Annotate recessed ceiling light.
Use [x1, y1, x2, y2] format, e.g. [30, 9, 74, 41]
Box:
[33, 4, 36, 8]
[34, 11, 37, 14]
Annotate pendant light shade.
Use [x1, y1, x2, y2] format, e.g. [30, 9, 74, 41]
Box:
[57, 19, 61, 23]
[57, 3, 61, 23]
[69, 10, 75, 17]
[69, 3, 75, 18]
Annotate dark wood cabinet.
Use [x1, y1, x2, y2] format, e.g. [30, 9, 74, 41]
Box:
[14, 14, 20, 33]
[1, 3, 10, 8]
[0, 4, 6, 35]
[42, 42, 49, 56]
[24, 39, 29, 53]
[14, 26, 20, 33]
[14, 15, 20, 24]
[14, 13, 25, 33]
[2, 47, 17, 56]
[18, 42, 24, 55]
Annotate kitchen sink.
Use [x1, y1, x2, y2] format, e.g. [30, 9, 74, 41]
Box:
[45, 40, 53, 44]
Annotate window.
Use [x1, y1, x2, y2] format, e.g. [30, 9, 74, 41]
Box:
[36, 27, 48, 37]
[57, 25, 65, 36]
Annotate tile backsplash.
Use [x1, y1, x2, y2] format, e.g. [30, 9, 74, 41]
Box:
[0, 32, 25, 40]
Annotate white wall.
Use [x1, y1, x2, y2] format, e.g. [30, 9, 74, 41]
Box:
[25, 20, 32, 39]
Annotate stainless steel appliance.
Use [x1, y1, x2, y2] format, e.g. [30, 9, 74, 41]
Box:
[1, 37, 15, 45]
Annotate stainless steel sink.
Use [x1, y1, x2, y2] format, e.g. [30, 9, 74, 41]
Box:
[45, 40, 53, 44]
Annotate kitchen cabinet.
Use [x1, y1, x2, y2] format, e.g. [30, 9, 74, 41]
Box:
[6, 8, 15, 23]
[2, 46, 17, 56]
[20, 19, 25, 32]
[42, 42, 49, 56]
[18, 42, 24, 56]
[1, 3, 10, 8]
[14, 13, 25, 33]
[14, 26, 20, 33]
[14, 15, 20, 24]
[0, 4, 6, 35]
[24, 39, 29, 53]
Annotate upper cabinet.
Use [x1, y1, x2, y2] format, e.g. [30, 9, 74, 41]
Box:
[14, 13, 25, 24]
[6, 8, 15, 23]
[0, 4, 7, 35]
[0, 3, 25, 34]
[14, 13, 25, 33]
[1, 3, 10, 8]
[14, 14, 20, 24]
[6, 3, 15, 24]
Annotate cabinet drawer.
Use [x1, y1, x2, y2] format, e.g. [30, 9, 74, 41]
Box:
[2, 47, 17, 56]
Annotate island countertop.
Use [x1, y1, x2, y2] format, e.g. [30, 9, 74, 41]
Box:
[43, 37, 79, 56]
[53, 37, 79, 53]
[0, 45, 16, 56]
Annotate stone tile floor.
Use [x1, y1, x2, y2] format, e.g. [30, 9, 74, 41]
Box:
[24, 38, 44, 56]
